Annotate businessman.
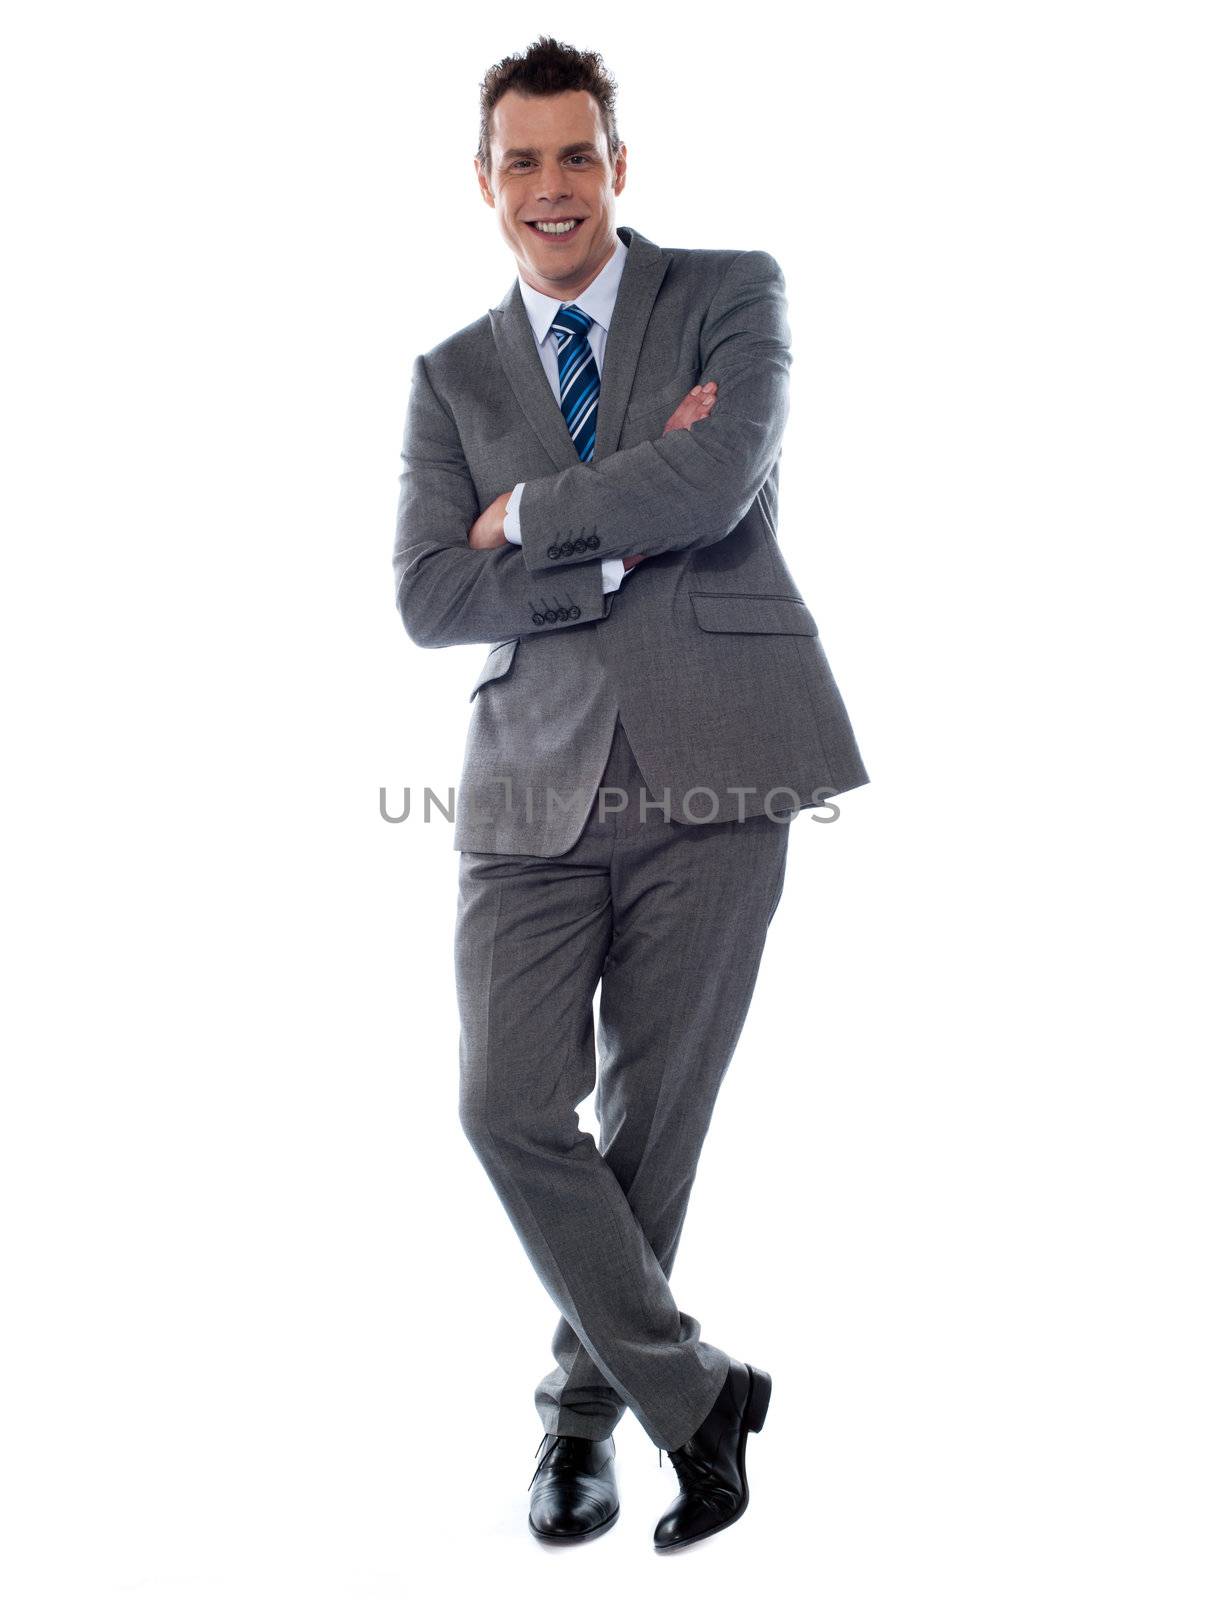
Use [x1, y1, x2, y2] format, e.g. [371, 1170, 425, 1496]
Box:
[393, 37, 869, 1551]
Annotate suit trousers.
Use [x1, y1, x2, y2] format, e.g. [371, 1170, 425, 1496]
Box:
[453, 712, 791, 1451]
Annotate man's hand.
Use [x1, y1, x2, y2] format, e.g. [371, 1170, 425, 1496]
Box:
[663, 380, 717, 436]
[624, 383, 719, 571]
[468, 490, 511, 551]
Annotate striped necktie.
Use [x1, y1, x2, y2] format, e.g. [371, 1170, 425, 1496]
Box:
[550, 303, 599, 462]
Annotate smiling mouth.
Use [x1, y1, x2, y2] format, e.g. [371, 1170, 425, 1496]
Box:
[525, 218, 586, 239]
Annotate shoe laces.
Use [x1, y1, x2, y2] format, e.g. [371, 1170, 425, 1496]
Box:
[659, 1440, 734, 1508]
[529, 1432, 562, 1491]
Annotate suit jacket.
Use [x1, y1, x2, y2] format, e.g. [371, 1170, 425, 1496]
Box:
[393, 223, 870, 855]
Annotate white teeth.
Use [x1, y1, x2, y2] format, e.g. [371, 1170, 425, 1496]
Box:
[533, 219, 579, 234]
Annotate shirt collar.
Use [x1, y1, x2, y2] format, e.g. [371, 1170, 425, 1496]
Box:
[516, 232, 629, 346]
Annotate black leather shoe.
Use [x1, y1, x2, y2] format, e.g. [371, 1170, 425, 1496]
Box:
[652, 1359, 771, 1552]
[528, 1432, 620, 1542]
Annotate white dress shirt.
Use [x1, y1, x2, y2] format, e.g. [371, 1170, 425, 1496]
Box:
[502, 234, 633, 594]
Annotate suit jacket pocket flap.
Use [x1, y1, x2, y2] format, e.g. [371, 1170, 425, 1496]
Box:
[689, 592, 819, 636]
[469, 638, 519, 701]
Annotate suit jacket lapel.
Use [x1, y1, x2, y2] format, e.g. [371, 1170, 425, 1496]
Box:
[594, 225, 670, 459]
[489, 281, 579, 471]
[488, 224, 672, 472]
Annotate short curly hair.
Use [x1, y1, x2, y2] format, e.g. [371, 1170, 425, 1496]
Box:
[476, 35, 621, 179]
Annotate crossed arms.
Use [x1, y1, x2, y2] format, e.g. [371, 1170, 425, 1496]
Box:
[393, 250, 791, 650]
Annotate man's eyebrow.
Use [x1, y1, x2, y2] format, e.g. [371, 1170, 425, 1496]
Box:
[500, 141, 599, 161]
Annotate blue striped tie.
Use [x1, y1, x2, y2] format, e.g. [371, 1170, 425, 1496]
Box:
[550, 303, 599, 462]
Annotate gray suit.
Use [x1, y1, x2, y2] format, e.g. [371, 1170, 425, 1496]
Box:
[393, 224, 869, 1452]
[394, 224, 869, 857]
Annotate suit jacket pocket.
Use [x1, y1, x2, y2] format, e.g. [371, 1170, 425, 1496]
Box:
[469, 638, 520, 701]
[689, 591, 819, 636]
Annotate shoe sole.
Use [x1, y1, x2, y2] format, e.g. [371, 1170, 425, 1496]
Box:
[529, 1501, 621, 1543]
[653, 1363, 772, 1553]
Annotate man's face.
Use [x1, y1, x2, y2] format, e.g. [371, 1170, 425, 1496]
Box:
[475, 89, 627, 296]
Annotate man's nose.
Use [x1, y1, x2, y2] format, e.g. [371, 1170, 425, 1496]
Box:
[533, 163, 572, 203]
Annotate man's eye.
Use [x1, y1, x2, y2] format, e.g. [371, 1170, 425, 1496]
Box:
[510, 156, 590, 171]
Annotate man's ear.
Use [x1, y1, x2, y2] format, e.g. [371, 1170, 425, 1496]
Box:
[612, 144, 627, 198]
[474, 158, 495, 208]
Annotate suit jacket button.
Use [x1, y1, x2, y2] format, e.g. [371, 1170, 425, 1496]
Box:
[543, 608, 558, 623]
[531, 612, 546, 625]
[573, 538, 587, 553]
[556, 607, 569, 621]
[546, 543, 560, 559]
[587, 534, 601, 549]
[569, 605, 581, 619]
[561, 541, 575, 557]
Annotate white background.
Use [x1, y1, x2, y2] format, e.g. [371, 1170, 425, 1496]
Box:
[2, 3, 1209, 1596]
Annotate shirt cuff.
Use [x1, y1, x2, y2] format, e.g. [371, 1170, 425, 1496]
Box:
[503, 482, 524, 544]
[601, 558, 627, 593]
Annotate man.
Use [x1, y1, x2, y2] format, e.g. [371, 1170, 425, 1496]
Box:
[393, 36, 869, 1551]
